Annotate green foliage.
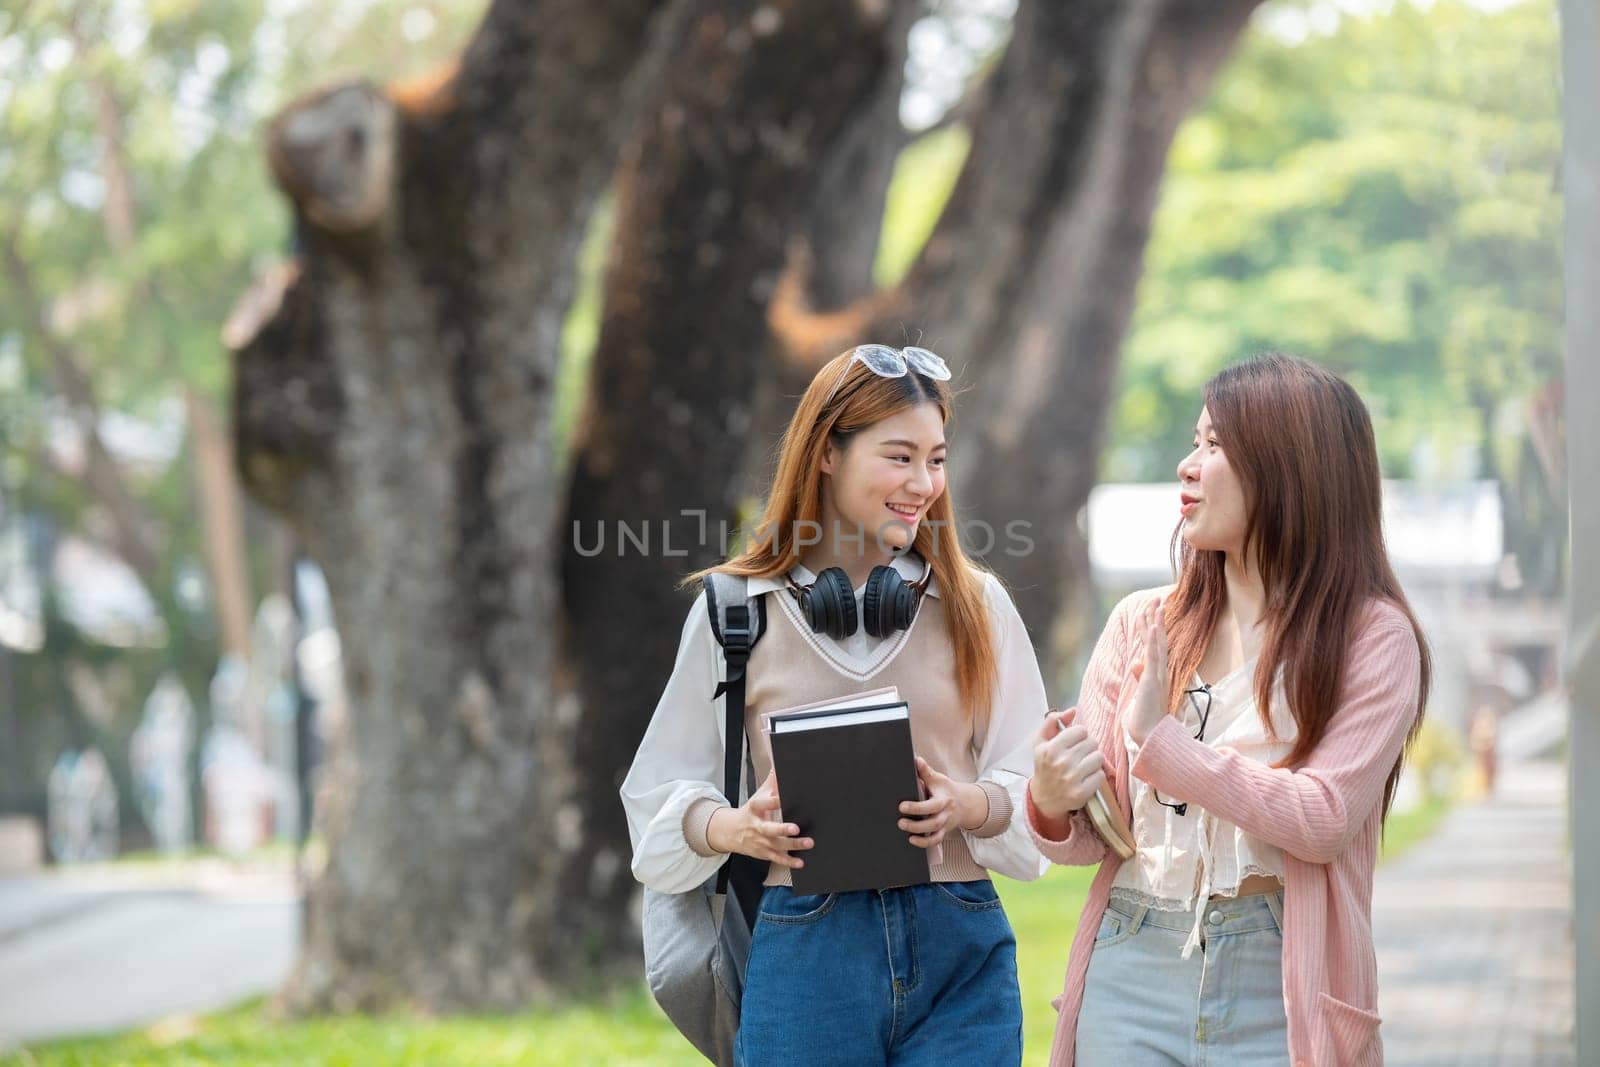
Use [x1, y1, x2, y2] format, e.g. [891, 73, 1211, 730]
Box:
[1380, 790, 1454, 862]
[1002, 867, 1096, 1060]
[551, 193, 615, 469]
[1108, 0, 1562, 484]
[0, 0, 484, 818]
[855, 2, 1561, 502]
[1, 988, 702, 1067]
[875, 125, 971, 290]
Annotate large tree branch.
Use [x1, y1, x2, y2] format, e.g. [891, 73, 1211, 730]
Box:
[452, 0, 683, 220]
[184, 387, 254, 659]
[67, 2, 138, 254]
[651, 0, 1263, 677]
[797, 0, 921, 313]
[230, 0, 707, 1010]
[244, 0, 687, 477]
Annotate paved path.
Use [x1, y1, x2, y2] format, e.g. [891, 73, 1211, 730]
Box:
[0, 861, 298, 1052]
[1374, 759, 1575, 1065]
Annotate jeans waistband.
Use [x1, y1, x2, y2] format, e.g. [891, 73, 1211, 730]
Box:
[1106, 888, 1284, 938]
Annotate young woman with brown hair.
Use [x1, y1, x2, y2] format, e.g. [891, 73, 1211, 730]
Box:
[1027, 354, 1431, 1066]
[624, 345, 1049, 1066]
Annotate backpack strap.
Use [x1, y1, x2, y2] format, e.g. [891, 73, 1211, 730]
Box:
[702, 572, 768, 910]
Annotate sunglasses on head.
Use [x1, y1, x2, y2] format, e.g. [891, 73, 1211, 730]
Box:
[822, 344, 952, 406]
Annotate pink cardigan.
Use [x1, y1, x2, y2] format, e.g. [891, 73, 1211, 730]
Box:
[1026, 587, 1422, 1067]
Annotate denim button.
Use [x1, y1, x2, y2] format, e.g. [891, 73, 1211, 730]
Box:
[1207, 910, 1223, 926]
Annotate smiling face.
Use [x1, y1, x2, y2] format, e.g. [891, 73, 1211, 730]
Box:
[820, 402, 947, 552]
[1177, 406, 1251, 557]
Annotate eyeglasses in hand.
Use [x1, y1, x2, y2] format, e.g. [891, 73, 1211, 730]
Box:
[1152, 683, 1212, 817]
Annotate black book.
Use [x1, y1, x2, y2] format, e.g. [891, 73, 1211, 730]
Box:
[766, 693, 930, 894]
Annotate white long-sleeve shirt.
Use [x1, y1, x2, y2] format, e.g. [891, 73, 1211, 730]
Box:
[621, 555, 1050, 893]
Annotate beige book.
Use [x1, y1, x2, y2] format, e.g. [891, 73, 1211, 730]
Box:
[1046, 709, 1135, 859]
[1085, 782, 1135, 859]
[760, 685, 900, 733]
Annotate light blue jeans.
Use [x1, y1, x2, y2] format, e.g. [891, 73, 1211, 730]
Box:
[1075, 889, 1289, 1066]
[735, 881, 1022, 1066]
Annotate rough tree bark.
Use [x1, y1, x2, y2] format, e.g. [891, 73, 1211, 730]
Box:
[739, 0, 919, 503]
[934, 0, 1264, 677]
[232, 0, 680, 1011]
[559, 0, 895, 959]
[776, 0, 1263, 681]
[907, 0, 1262, 677]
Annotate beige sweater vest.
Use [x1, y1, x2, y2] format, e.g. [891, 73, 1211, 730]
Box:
[696, 586, 1003, 887]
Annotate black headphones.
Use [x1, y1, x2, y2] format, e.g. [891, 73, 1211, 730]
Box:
[786, 559, 933, 640]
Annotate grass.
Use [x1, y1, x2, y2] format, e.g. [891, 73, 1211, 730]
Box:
[999, 868, 1098, 1061]
[1, 869, 1094, 1067]
[1378, 792, 1454, 863]
[106, 841, 302, 868]
[0, 987, 702, 1067]
[6, 799, 1450, 1066]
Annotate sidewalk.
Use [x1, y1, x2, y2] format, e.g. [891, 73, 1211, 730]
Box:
[0, 859, 299, 1052]
[1374, 758, 1575, 1065]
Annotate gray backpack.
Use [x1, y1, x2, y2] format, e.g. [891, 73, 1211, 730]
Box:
[641, 573, 768, 1067]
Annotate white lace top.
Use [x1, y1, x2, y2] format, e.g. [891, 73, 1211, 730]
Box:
[1112, 658, 1297, 957]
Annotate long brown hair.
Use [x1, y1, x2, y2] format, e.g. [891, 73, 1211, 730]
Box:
[689, 350, 997, 720]
[1164, 354, 1431, 818]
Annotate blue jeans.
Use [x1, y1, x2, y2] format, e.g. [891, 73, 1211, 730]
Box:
[1075, 890, 1289, 1066]
[735, 881, 1022, 1067]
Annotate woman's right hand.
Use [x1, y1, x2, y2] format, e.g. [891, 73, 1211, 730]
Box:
[1029, 708, 1106, 822]
[705, 771, 813, 869]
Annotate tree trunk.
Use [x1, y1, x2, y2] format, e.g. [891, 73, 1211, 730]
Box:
[233, 0, 677, 1011]
[559, 0, 894, 964]
[755, 0, 1259, 679]
[888, 0, 1262, 680]
[184, 388, 255, 664]
[799, 0, 920, 313]
[745, 0, 919, 489]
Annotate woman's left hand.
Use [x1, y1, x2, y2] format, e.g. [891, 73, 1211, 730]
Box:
[899, 757, 987, 849]
[1126, 598, 1172, 744]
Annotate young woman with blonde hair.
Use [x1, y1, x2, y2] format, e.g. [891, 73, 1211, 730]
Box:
[624, 344, 1048, 1066]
